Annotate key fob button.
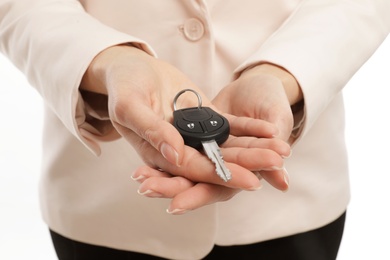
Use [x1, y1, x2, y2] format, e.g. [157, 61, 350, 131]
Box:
[203, 117, 224, 132]
[176, 120, 204, 133]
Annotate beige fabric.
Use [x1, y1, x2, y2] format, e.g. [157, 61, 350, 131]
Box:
[1, 0, 389, 259]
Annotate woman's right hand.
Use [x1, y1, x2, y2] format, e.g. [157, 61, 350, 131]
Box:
[81, 44, 208, 167]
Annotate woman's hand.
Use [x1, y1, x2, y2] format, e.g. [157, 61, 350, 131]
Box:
[213, 63, 302, 143]
[81, 45, 212, 167]
[131, 115, 291, 215]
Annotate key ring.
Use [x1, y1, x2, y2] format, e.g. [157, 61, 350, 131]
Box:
[173, 89, 202, 111]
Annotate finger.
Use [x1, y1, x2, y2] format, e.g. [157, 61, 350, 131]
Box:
[224, 114, 279, 138]
[254, 104, 294, 142]
[124, 130, 263, 191]
[131, 165, 172, 183]
[113, 99, 185, 166]
[223, 136, 291, 158]
[222, 147, 285, 172]
[131, 142, 262, 191]
[113, 121, 184, 168]
[259, 168, 289, 192]
[166, 183, 242, 215]
[137, 176, 195, 198]
[272, 115, 294, 142]
[160, 147, 262, 191]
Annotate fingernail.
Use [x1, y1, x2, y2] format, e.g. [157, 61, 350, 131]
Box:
[166, 208, 189, 215]
[282, 168, 290, 192]
[131, 174, 145, 182]
[137, 189, 163, 198]
[248, 182, 263, 191]
[161, 143, 180, 166]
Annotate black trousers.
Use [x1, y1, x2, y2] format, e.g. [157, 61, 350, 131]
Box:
[50, 211, 346, 260]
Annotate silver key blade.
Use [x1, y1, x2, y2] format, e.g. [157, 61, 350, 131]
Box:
[201, 140, 232, 182]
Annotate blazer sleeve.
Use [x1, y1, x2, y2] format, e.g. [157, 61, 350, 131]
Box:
[0, 0, 156, 155]
[234, 0, 390, 141]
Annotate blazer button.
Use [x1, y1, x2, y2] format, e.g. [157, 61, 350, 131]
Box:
[182, 18, 205, 41]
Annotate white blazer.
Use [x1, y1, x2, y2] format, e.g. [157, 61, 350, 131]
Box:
[1, 0, 389, 259]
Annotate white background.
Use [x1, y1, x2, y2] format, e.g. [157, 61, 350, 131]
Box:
[0, 36, 389, 259]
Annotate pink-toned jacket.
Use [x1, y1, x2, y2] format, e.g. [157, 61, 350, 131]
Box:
[1, 0, 389, 259]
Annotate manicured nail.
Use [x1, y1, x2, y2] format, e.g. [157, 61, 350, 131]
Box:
[137, 189, 163, 198]
[282, 168, 290, 192]
[131, 174, 145, 182]
[166, 208, 189, 215]
[248, 182, 263, 191]
[161, 142, 180, 166]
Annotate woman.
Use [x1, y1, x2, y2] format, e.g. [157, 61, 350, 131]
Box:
[1, 0, 389, 259]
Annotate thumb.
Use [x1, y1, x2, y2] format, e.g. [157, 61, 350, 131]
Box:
[113, 102, 185, 167]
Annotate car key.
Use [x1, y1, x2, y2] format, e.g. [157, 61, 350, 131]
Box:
[172, 89, 232, 182]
